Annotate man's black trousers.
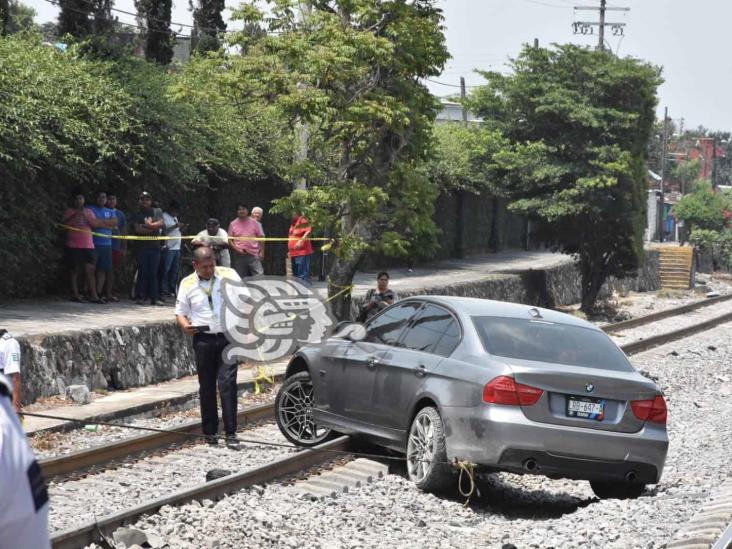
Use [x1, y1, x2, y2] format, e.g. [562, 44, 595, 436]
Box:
[192, 333, 238, 437]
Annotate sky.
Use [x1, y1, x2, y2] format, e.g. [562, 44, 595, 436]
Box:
[24, 0, 732, 132]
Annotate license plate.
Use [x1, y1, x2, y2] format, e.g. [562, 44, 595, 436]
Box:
[566, 396, 605, 421]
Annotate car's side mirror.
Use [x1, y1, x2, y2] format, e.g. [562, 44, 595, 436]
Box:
[336, 320, 356, 332]
[334, 321, 366, 341]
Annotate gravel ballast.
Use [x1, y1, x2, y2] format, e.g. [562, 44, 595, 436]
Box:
[32, 388, 277, 460]
[50, 422, 295, 533]
[100, 322, 732, 549]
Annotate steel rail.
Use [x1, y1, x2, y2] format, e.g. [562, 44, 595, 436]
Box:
[620, 311, 732, 355]
[40, 402, 274, 478]
[50, 436, 351, 549]
[602, 294, 732, 333]
[712, 521, 732, 549]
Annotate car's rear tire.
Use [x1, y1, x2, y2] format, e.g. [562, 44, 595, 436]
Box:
[275, 372, 332, 448]
[406, 406, 451, 493]
[590, 480, 646, 499]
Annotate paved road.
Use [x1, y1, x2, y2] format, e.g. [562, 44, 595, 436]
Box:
[1, 250, 570, 338]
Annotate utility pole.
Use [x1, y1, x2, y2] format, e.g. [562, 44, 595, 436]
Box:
[659, 107, 669, 242]
[712, 136, 718, 189]
[460, 76, 467, 126]
[573, 2, 629, 50]
[597, 0, 606, 50]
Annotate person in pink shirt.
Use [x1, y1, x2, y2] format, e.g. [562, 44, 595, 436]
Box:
[61, 190, 117, 303]
[228, 204, 264, 277]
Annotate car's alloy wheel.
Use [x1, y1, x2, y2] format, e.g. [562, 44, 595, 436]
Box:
[275, 372, 332, 447]
[406, 406, 450, 492]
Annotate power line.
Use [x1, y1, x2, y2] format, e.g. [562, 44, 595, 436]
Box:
[42, 0, 190, 37]
[518, 0, 574, 8]
[41, 0, 241, 37]
[425, 78, 480, 89]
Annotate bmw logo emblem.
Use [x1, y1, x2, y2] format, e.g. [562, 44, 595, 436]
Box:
[586, 383, 594, 393]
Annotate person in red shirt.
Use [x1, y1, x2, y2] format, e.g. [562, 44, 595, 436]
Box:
[288, 213, 313, 284]
[61, 190, 117, 303]
[228, 204, 264, 277]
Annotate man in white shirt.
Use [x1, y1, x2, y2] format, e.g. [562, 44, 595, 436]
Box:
[175, 247, 242, 449]
[161, 201, 187, 298]
[191, 218, 231, 267]
[0, 329, 22, 414]
[0, 373, 51, 549]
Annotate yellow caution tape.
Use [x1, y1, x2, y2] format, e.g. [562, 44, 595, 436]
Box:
[59, 223, 335, 243]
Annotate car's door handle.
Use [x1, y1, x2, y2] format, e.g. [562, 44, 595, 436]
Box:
[319, 369, 326, 377]
[366, 357, 379, 369]
[414, 365, 427, 378]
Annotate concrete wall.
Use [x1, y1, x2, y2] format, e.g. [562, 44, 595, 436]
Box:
[19, 250, 660, 404]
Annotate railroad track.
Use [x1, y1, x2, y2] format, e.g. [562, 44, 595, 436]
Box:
[40, 293, 732, 548]
[606, 294, 732, 355]
[51, 434, 352, 549]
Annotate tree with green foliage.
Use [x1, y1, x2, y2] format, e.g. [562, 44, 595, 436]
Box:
[0, 33, 279, 297]
[136, 0, 173, 64]
[58, 0, 93, 37]
[469, 44, 662, 313]
[671, 158, 701, 195]
[211, 0, 449, 319]
[0, 0, 9, 36]
[428, 124, 506, 194]
[674, 180, 729, 232]
[191, 0, 225, 54]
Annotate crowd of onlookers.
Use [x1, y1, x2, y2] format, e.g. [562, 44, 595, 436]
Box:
[61, 189, 315, 305]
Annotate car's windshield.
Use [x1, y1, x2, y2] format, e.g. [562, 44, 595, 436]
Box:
[472, 316, 633, 372]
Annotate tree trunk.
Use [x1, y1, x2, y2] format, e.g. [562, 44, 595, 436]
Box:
[579, 257, 608, 314]
[327, 199, 374, 321]
[327, 253, 363, 321]
[0, 0, 9, 36]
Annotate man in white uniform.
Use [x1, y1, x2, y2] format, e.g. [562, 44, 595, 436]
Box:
[0, 373, 51, 549]
[175, 247, 242, 449]
[0, 329, 22, 413]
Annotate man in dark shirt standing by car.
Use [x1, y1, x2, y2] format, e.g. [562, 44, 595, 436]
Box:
[131, 192, 165, 305]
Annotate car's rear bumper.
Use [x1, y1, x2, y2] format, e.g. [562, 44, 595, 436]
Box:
[441, 404, 668, 484]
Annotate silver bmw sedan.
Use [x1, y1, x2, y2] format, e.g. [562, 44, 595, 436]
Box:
[275, 296, 669, 499]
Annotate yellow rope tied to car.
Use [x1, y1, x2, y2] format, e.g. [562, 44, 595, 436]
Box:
[253, 365, 275, 395]
[456, 459, 479, 507]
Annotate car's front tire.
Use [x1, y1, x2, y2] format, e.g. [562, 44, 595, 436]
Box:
[275, 371, 332, 448]
[590, 480, 646, 499]
[406, 406, 451, 492]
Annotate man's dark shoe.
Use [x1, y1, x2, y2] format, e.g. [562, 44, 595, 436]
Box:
[151, 299, 166, 306]
[225, 437, 241, 451]
[205, 436, 219, 447]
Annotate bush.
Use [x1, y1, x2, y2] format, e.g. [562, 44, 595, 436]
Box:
[0, 33, 283, 298]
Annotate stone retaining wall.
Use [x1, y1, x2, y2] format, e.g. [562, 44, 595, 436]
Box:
[19, 250, 660, 404]
[20, 323, 193, 404]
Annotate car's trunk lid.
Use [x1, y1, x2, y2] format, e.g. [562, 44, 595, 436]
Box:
[508, 359, 658, 433]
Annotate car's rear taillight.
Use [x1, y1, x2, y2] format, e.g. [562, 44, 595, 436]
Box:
[483, 376, 544, 406]
[631, 395, 667, 424]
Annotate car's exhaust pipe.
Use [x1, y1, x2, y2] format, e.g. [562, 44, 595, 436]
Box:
[523, 458, 537, 472]
[625, 471, 637, 483]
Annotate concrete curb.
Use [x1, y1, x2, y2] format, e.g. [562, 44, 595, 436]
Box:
[667, 477, 732, 549]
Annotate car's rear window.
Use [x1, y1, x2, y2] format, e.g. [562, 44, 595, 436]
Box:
[472, 316, 633, 372]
